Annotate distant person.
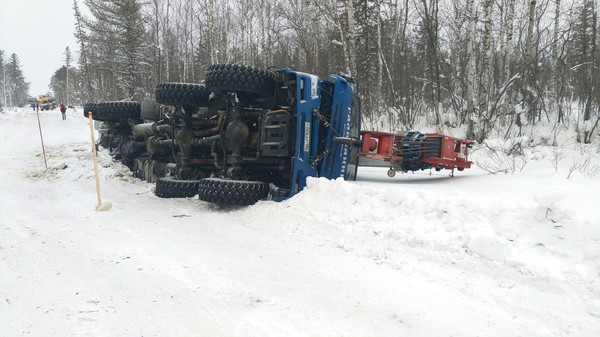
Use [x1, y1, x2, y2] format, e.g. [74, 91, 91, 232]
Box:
[59, 104, 67, 120]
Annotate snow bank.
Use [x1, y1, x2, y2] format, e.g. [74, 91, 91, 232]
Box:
[244, 176, 599, 286]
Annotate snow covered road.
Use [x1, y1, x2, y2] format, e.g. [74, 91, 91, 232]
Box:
[1, 108, 599, 336]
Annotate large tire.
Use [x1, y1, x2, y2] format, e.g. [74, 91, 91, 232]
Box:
[93, 101, 141, 121]
[155, 83, 209, 107]
[198, 178, 269, 206]
[155, 177, 202, 198]
[205, 64, 276, 98]
[83, 102, 97, 118]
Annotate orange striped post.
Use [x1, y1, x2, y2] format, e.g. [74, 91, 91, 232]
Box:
[88, 112, 108, 210]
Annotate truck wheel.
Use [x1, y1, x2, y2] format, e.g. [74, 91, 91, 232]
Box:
[83, 102, 97, 118]
[205, 64, 276, 98]
[94, 101, 141, 121]
[155, 83, 209, 107]
[155, 177, 202, 198]
[198, 177, 269, 206]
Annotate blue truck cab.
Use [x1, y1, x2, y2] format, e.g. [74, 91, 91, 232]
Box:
[278, 69, 361, 198]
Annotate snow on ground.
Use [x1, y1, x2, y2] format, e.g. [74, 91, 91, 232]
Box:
[1, 107, 599, 336]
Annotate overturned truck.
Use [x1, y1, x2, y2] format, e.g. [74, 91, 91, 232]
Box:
[85, 64, 361, 205]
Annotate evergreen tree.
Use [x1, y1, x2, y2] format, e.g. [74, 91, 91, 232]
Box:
[79, 0, 150, 100]
[5, 53, 29, 107]
[73, 0, 94, 102]
[0, 50, 6, 108]
[64, 46, 72, 105]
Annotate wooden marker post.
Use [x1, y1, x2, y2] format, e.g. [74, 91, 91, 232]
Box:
[88, 112, 111, 211]
[35, 109, 48, 169]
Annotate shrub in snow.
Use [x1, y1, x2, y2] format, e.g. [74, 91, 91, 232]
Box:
[567, 152, 600, 179]
[472, 138, 530, 174]
[549, 148, 566, 172]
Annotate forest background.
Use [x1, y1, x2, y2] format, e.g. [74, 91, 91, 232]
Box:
[1, 0, 599, 145]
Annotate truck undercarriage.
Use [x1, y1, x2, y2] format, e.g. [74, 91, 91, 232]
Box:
[85, 64, 361, 205]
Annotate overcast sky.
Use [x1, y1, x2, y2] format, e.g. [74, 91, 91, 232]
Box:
[0, 0, 80, 97]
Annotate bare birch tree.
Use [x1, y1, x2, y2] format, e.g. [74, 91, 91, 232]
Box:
[523, 0, 538, 123]
[465, 0, 477, 139]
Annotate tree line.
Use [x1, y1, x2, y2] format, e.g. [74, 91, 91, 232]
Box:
[51, 0, 600, 144]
